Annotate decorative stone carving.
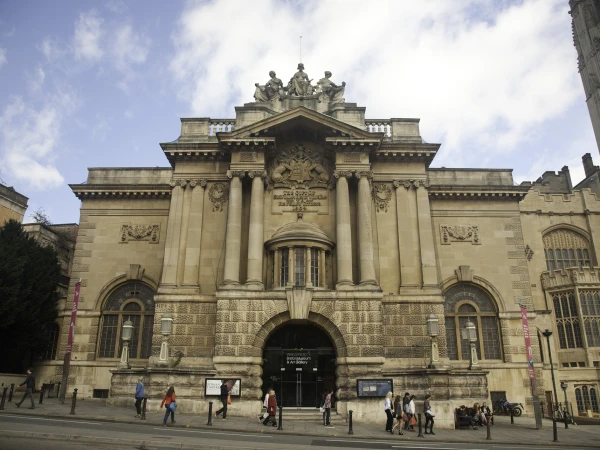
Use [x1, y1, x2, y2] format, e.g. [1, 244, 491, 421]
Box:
[333, 170, 353, 179]
[524, 244, 534, 261]
[316, 71, 345, 104]
[343, 153, 362, 163]
[286, 287, 314, 320]
[286, 63, 314, 96]
[239, 152, 256, 162]
[372, 183, 392, 212]
[126, 264, 145, 280]
[254, 71, 284, 102]
[268, 142, 331, 189]
[441, 224, 480, 245]
[208, 182, 229, 212]
[393, 180, 412, 189]
[413, 179, 430, 189]
[455, 265, 474, 282]
[120, 224, 160, 243]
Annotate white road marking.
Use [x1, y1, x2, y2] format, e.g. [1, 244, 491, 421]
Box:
[152, 427, 272, 438]
[0, 414, 102, 425]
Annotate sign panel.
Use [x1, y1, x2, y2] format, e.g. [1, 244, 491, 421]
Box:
[284, 350, 313, 369]
[271, 188, 329, 215]
[204, 378, 241, 397]
[356, 379, 393, 398]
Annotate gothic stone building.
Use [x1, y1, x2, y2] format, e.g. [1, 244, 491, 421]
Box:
[34, 69, 600, 427]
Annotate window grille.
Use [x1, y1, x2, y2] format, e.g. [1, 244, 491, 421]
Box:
[543, 229, 592, 271]
[553, 292, 583, 349]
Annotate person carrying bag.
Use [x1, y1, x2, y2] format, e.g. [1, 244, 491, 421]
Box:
[160, 386, 176, 426]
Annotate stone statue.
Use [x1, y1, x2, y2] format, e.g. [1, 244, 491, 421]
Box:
[286, 63, 314, 97]
[316, 71, 345, 103]
[254, 70, 284, 102]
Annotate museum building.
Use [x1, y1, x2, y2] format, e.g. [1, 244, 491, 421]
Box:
[34, 64, 600, 427]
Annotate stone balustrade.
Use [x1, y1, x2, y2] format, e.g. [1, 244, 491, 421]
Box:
[209, 119, 235, 136]
[365, 120, 392, 137]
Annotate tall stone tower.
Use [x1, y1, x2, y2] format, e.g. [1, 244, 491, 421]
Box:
[571, 0, 600, 152]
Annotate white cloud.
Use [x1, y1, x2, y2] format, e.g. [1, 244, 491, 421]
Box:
[169, 0, 579, 167]
[0, 48, 6, 68]
[39, 37, 67, 62]
[0, 91, 79, 190]
[74, 10, 104, 61]
[27, 66, 46, 92]
[105, 0, 128, 14]
[112, 24, 151, 91]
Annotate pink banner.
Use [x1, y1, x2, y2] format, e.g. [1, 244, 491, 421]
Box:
[520, 305, 535, 379]
[65, 281, 81, 354]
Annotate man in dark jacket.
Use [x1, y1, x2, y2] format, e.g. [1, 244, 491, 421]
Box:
[16, 368, 35, 409]
[214, 380, 230, 419]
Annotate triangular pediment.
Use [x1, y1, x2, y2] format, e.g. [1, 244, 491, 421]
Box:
[218, 106, 380, 141]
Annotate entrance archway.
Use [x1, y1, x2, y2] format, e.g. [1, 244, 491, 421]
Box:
[262, 324, 336, 408]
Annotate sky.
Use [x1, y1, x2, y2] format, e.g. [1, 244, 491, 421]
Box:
[0, 0, 596, 224]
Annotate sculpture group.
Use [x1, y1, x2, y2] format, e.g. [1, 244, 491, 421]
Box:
[254, 63, 345, 104]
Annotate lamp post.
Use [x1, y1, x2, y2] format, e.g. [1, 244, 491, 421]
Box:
[159, 313, 173, 362]
[119, 317, 133, 369]
[542, 329, 559, 416]
[461, 319, 478, 369]
[426, 314, 439, 368]
[560, 381, 569, 429]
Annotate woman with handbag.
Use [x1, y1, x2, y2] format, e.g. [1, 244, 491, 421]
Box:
[424, 394, 435, 435]
[160, 386, 176, 426]
[391, 394, 404, 435]
[384, 391, 394, 433]
[262, 390, 277, 427]
[407, 394, 416, 431]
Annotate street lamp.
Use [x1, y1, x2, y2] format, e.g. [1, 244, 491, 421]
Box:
[560, 381, 569, 429]
[461, 318, 478, 369]
[542, 329, 559, 415]
[426, 314, 439, 368]
[159, 313, 173, 362]
[119, 317, 133, 369]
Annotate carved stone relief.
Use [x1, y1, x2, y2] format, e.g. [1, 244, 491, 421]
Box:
[120, 224, 160, 244]
[208, 183, 229, 212]
[267, 141, 333, 190]
[239, 152, 256, 162]
[440, 224, 480, 245]
[371, 183, 392, 212]
[343, 153, 362, 163]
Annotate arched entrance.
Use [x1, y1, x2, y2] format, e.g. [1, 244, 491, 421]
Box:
[262, 324, 336, 408]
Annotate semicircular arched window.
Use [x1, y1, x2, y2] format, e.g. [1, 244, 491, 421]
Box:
[543, 228, 592, 272]
[444, 283, 502, 361]
[98, 282, 155, 359]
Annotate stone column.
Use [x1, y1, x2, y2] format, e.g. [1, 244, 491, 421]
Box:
[183, 179, 207, 287]
[274, 249, 281, 288]
[221, 171, 244, 287]
[161, 180, 185, 285]
[335, 172, 354, 289]
[414, 180, 438, 287]
[306, 247, 312, 287]
[288, 246, 294, 286]
[176, 182, 193, 286]
[319, 249, 327, 288]
[246, 172, 265, 290]
[393, 180, 420, 288]
[357, 172, 378, 288]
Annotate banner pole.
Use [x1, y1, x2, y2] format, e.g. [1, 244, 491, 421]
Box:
[59, 280, 81, 403]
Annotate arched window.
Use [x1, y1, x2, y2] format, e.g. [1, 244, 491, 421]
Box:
[581, 291, 600, 347]
[591, 388, 599, 413]
[576, 388, 584, 412]
[444, 283, 502, 361]
[583, 386, 592, 411]
[43, 323, 60, 360]
[552, 292, 583, 349]
[98, 282, 155, 359]
[543, 229, 592, 271]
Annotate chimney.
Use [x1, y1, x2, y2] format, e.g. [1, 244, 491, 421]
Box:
[561, 166, 573, 193]
[582, 153, 597, 178]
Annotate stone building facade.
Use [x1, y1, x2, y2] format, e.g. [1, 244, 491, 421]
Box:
[33, 67, 600, 427]
[0, 183, 28, 224]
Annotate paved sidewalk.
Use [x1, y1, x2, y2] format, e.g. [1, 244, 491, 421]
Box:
[1, 398, 599, 447]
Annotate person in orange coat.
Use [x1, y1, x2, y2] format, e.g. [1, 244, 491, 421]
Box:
[262, 389, 277, 427]
[160, 386, 176, 426]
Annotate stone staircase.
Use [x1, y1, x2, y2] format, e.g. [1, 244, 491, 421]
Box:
[275, 408, 345, 424]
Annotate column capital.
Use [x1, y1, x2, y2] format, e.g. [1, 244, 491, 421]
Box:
[334, 170, 353, 179]
[393, 179, 412, 189]
[189, 179, 208, 188]
[227, 170, 246, 179]
[247, 170, 267, 179]
[414, 179, 430, 189]
[355, 171, 373, 180]
[169, 178, 188, 188]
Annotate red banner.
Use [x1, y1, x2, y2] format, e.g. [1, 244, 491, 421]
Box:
[520, 305, 536, 379]
[66, 281, 81, 354]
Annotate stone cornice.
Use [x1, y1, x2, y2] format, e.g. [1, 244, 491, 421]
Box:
[70, 184, 171, 200]
[428, 185, 530, 201]
[159, 142, 228, 167]
[373, 142, 440, 167]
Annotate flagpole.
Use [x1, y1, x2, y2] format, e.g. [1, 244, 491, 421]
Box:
[59, 279, 82, 403]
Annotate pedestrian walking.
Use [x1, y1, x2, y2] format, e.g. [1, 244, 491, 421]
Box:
[402, 392, 410, 430]
[323, 389, 333, 426]
[391, 394, 404, 435]
[320, 391, 327, 425]
[407, 394, 416, 431]
[424, 393, 435, 435]
[214, 379, 230, 420]
[384, 391, 394, 433]
[134, 377, 144, 418]
[15, 368, 35, 409]
[160, 386, 176, 426]
[262, 389, 277, 427]
[258, 386, 272, 423]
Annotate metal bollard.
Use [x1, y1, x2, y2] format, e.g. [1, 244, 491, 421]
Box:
[70, 388, 78, 415]
[553, 418, 558, 442]
[207, 401, 213, 426]
[277, 405, 283, 430]
[141, 397, 147, 420]
[8, 384, 14, 403]
[39, 385, 45, 405]
[486, 416, 491, 440]
[56, 382, 61, 398]
[348, 410, 354, 435]
[417, 413, 424, 437]
[510, 407, 514, 424]
[0, 387, 7, 410]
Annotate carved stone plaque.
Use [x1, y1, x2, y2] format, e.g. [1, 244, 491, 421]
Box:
[120, 224, 160, 244]
[440, 224, 480, 245]
[271, 188, 329, 214]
